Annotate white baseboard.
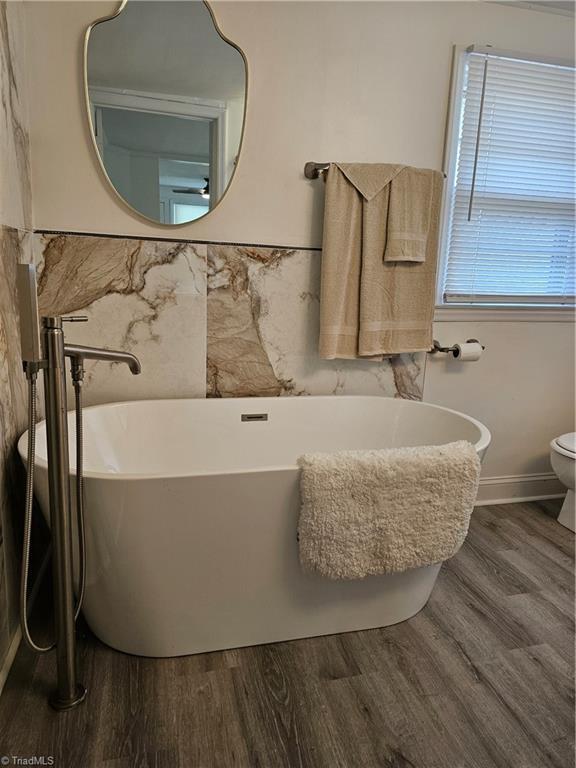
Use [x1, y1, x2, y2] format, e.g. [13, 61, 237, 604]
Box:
[476, 471, 565, 506]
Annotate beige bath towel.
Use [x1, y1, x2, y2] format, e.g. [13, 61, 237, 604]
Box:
[319, 162, 444, 358]
[384, 167, 440, 263]
[298, 441, 481, 580]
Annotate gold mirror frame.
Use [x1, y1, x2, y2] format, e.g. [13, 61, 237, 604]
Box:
[83, 0, 248, 228]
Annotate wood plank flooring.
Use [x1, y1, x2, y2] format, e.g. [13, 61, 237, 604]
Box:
[0, 500, 573, 768]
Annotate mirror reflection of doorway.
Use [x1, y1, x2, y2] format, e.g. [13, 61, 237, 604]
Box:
[93, 101, 218, 223]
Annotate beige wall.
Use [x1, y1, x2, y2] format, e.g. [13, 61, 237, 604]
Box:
[25, 1, 575, 495]
[425, 321, 575, 488]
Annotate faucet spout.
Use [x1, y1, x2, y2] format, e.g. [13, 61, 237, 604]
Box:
[64, 343, 142, 375]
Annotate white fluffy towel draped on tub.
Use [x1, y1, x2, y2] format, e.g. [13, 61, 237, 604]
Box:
[297, 441, 481, 580]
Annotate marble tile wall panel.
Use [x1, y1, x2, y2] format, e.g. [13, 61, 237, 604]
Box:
[0, 0, 32, 675]
[30, 237, 424, 405]
[0, 229, 426, 677]
[0, 2, 31, 231]
[207, 244, 425, 399]
[33, 234, 207, 407]
[0, 226, 32, 658]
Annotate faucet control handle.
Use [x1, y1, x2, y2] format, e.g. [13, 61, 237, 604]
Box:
[62, 316, 88, 323]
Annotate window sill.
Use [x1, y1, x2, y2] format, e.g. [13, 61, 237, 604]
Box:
[434, 305, 575, 323]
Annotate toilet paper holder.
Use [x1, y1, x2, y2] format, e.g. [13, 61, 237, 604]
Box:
[430, 338, 485, 356]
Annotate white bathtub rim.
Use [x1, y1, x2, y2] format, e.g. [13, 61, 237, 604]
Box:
[17, 395, 492, 482]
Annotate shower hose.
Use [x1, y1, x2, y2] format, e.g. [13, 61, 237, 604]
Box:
[20, 370, 87, 653]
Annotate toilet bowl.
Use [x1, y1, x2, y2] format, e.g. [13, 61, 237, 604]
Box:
[550, 432, 575, 532]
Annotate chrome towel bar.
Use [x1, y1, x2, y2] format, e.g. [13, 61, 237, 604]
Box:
[304, 162, 447, 180]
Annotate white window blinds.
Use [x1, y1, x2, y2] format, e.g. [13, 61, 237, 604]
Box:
[441, 50, 575, 306]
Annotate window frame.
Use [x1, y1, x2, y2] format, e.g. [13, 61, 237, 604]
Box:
[436, 45, 575, 322]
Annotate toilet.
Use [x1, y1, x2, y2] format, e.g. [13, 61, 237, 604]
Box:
[550, 432, 576, 532]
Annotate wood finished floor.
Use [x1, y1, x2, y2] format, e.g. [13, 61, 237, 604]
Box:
[0, 500, 573, 768]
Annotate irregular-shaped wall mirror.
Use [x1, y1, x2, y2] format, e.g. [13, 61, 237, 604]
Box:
[85, 1, 246, 225]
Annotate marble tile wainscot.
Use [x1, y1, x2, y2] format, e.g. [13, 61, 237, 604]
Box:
[206, 244, 425, 399]
[0, 227, 32, 678]
[1, 227, 426, 682]
[32, 233, 208, 407]
[32, 235, 426, 402]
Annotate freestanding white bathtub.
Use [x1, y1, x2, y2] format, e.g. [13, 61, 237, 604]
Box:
[19, 396, 490, 657]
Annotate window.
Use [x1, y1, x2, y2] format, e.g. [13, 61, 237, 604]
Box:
[438, 48, 575, 307]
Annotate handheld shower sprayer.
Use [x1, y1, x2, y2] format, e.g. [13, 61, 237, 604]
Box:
[16, 264, 141, 711]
